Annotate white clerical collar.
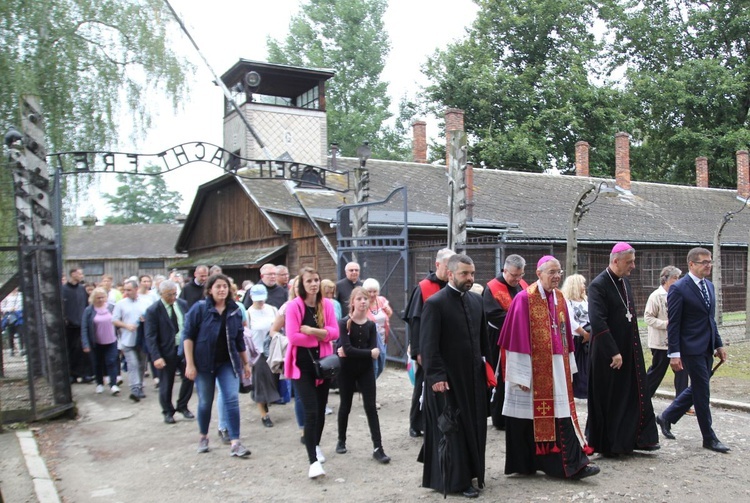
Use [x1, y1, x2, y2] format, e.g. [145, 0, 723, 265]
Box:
[535, 280, 558, 306]
[447, 283, 464, 296]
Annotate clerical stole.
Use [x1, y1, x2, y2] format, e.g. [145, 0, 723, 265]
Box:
[527, 283, 567, 449]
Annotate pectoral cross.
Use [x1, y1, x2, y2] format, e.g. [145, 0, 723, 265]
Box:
[625, 311, 633, 323]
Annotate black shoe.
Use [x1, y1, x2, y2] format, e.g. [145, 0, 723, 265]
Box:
[656, 414, 675, 440]
[373, 447, 390, 464]
[461, 485, 479, 498]
[409, 428, 423, 438]
[164, 414, 176, 424]
[336, 440, 347, 454]
[178, 409, 195, 419]
[81, 376, 95, 384]
[129, 393, 140, 403]
[571, 464, 600, 480]
[636, 443, 660, 451]
[703, 439, 730, 453]
[261, 416, 274, 427]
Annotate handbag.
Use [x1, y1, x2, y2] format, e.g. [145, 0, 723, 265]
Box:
[308, 348, 341, 380]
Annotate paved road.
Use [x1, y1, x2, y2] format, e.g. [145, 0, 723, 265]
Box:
[2, 367, 746, 503]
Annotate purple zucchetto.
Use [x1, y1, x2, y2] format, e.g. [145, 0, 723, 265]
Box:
[537, 255, 556, 269]
[611, 242, 633, 254]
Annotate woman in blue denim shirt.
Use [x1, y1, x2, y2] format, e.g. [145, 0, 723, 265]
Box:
[183, 273, 252, 457]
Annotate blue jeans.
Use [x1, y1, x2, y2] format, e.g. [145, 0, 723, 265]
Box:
[195, 363, 240, 440]
[294, 391, 305, 428]
[373, 338, 387, 380]
[93, 342, 119, 387]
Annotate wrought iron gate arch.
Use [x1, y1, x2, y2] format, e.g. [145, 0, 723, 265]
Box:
[2, 97, 350, 423]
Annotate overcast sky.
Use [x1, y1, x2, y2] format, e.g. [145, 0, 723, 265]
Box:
[83, 0, 478, 218]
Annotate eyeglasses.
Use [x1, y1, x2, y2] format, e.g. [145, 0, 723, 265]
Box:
[692, 260, 713, 266]
[544, 269, 564, 277]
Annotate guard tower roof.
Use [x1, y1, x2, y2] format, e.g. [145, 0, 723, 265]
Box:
[220, 59, 335, 99]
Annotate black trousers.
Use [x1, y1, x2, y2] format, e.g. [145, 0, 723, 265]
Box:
[646, 348, 688, 398]
[293, 370, 330, 464]
[159, 350, 193, 416]
[409, 362, 425, 432]
[66, 325, 92, 379]
[338, 360, 382, 448]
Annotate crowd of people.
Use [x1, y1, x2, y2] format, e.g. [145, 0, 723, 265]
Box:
[56, 260, 393, 478]
[14, 241, 726, 495]
[405, 244, 728, 498]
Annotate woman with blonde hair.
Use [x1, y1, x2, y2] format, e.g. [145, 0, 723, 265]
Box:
[561, 273, 590, 399]
[320, 279, 342, 320]
[81, 287, 120, 395]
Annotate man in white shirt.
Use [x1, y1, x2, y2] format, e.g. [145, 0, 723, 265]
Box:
[113, 279, 151, 402]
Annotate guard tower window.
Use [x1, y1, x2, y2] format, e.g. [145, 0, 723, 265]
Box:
[297, 86, 320, 109]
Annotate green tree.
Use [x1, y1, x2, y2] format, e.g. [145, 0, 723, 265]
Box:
[422, 0, 629, 175]
[0, 0, 191, 155]
[267, 0, 401, 158]
[103, 166, 183, 224]
[603, 0, 750, 187]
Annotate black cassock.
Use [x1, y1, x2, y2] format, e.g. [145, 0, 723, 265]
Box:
[586, 268, 659, 454]
[419, 286, 490, 493]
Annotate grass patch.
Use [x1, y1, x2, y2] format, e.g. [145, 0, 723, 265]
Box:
[641, 340, 750, 382]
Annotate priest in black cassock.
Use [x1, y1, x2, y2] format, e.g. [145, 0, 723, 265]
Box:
[586, 242, 660, 456]
[419, 253, 490, 499]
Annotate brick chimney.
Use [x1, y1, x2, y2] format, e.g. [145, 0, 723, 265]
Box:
[695, 156, 708, 188]
[737, 150, 750, 199]
[412, 121, 427, 163]
[615, 132, 631, 191]
[445, 108, 465, 167]
[575, 141, 590, 177]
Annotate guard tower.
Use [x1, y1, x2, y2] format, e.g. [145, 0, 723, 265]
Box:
[220, 60, 335, 166]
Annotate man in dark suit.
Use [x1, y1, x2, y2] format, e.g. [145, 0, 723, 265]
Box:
[145, 279, 194, 424]
[657, 247, 729, 452]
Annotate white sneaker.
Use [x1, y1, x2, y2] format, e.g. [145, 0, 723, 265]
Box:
[308, 460, 325, 479]
[316, 445, 326, 463]
[110, 385, 120, 396]
[95, 384, 104, 394]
